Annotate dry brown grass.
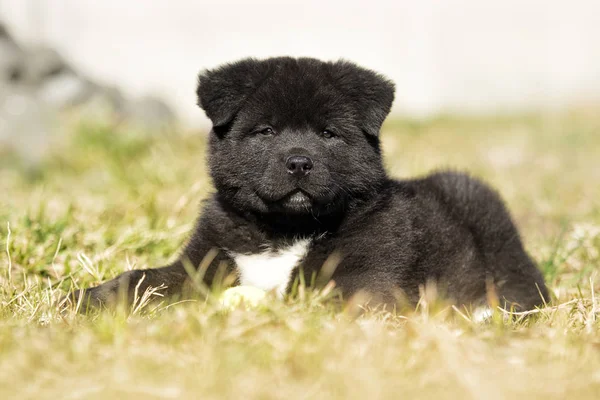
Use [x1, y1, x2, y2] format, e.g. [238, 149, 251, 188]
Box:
[1, 110, 599, 399]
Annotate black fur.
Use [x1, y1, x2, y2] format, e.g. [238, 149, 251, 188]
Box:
[73, 57, 549, 311]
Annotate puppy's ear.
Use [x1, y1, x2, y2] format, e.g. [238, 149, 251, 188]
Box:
[197, 58, 270, 128]
[329, 61, 395, 136]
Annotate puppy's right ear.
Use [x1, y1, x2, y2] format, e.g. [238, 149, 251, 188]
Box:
[197, 58, 270, 128]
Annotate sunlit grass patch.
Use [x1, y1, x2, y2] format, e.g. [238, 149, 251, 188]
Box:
[1, 111, 600, 399]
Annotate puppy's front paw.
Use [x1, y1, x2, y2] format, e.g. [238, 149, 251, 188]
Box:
[62, 270, 147, 313]
[62, 280, 125, 313]
[61, 287, 107, 313]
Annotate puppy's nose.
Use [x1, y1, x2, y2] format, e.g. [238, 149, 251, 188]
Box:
[286, 156, 313, 177]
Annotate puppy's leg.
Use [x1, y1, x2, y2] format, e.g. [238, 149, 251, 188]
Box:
[70, 262, 190, 311]
[66, 198, 245, 311]
[69, 242, 231, 312]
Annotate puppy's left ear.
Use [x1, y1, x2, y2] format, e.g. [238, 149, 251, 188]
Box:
[197, 58, 271, 128]
[329, 61, 395, 136]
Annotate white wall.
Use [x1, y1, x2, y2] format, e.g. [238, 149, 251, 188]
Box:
[1, 0, 599, 126]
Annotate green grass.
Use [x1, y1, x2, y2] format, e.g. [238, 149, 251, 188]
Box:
[1, 110, 600, 399]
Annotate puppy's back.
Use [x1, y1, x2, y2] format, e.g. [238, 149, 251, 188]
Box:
[419, 171, 549, 310]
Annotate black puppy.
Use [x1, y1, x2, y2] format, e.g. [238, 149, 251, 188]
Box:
[73, 57, 549, 312]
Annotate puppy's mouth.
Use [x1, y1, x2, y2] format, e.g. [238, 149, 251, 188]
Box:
[280, 189, 312, 209]
[256, 189, 314, 213]
[257, 187, 340, 215]
[257, 185, 340, 214]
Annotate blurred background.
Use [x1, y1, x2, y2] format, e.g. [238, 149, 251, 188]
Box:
[1, 0, 599, 129]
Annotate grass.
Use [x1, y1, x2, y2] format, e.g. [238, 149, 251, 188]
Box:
[1, 109, 600, 399]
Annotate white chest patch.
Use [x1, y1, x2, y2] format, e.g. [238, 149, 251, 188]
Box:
[230, 239, 311, 297]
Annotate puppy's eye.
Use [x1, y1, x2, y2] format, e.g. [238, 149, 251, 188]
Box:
[321, 129, 337, 139]
[260, 127, 274, 136]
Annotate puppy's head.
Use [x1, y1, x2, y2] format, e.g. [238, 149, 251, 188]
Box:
[197, 57, 394, 216]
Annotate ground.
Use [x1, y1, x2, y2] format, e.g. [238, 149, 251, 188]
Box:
[1, 109, 600, 399]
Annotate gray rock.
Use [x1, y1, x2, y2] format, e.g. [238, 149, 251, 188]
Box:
[23, 46, 72, 85]
[0, 24, 25, 83]
[0, 23, 17, 44]
[0, 84, 53, 166]
[71, 84, 126, 122]
[0, 21, 179, 163]
[38, 72, 95, 108]
[123, 95, 177, 131]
